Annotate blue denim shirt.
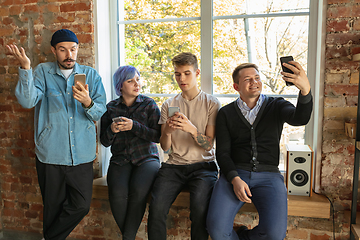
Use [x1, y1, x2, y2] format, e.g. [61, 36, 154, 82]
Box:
[15, 62, 107, 166]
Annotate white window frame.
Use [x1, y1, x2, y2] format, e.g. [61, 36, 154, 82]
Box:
[94, 0, 119, 177]
[94, 0, 326, 192]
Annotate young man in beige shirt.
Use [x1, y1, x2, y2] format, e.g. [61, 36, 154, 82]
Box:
[148, 52, 221, 240]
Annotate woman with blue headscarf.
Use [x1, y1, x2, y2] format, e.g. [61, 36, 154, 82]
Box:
[100, 66, 161, 239]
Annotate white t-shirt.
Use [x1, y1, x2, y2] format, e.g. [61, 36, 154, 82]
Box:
[60, 69, 73, 79]
[159, 90, 221, 165]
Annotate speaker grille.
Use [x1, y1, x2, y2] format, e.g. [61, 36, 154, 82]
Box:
[290, 169, 309, 187]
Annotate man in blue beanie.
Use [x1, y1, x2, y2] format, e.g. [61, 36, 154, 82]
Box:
[6, 29, 106, 240]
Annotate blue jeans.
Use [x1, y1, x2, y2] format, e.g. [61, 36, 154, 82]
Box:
[148, 162, 218, 240]
[107, 160, 160, 240]
[207, 170, 287, 240]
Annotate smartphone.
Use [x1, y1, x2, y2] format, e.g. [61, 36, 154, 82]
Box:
[280, 56, 294, 86]
[112, 116, 123, 123]
[168, 106, 180, 117]
[74, 74, 86, 90]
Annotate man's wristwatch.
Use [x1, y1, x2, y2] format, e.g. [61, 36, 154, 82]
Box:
[82, 100, 94, 109]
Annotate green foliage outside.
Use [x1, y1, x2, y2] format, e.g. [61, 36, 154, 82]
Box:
[122, 0, 309, 104]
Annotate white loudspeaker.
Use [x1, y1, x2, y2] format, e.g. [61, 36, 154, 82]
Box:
[286, 145, 313, 197]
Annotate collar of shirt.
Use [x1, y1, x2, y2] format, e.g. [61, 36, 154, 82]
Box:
[115, 95, 142, 106]
[60, 69, 73, 79]
[237, 94, 265, 125]
[48, 62, 82, 77]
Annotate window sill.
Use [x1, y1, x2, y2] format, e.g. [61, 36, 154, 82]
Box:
[345, 211, 360, 239]
[93, 176, 330, 219]
[352, 224, 360, 239]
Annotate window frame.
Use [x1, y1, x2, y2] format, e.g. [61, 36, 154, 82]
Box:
[94, 0, 326, 192]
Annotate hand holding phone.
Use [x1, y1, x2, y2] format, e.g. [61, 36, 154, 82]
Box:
[280, 56, 294, 86]
[168, 106, 180, 117]
[112, 116, 123, 123]
[74, 74, 86, 90]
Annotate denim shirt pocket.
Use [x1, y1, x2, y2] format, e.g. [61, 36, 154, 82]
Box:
[85, 123, 96, 144]
[87, 123, 95, 134]
[36, 125, 51, 147]
[46, 89, 63, 113]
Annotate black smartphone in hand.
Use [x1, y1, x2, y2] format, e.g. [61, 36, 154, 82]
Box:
[280, 56, 294, 86]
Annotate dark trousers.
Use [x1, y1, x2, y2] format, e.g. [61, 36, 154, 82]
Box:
[107, 160, 160, 240]
[148, 162, 218, 240]
[36, 157, 93, 240]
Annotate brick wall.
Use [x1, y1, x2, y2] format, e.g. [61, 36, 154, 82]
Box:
[0, 0, 359, 239]
[0, 0, 99, 238]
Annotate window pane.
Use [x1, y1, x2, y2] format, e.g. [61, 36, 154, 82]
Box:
[213, 0, 247, 16]
[152, 96, 173, 108]
[280, 98, 306, 171]
[251, 16, 309, 95]
[123, 0, 201, 21]
[213, 0, 309, 16]
[213, 19, 248, 95]
[124, 21, 201, 95]
[213, 16, 308, 95]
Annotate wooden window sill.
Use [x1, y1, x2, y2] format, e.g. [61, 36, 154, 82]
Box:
[352, 224, 360, 240]
[93, 176, 330, 219]
[345, 211, 360, 239]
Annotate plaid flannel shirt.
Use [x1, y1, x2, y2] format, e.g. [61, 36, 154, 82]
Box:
[100, 94, 161, 165]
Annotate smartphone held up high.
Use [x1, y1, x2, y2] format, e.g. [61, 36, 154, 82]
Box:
[280, 56, 294, 86]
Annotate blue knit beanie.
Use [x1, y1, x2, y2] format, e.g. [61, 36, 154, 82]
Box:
[51, 29, 79, 47]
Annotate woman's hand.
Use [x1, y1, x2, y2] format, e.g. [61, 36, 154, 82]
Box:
[111, 117, 133, 133]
